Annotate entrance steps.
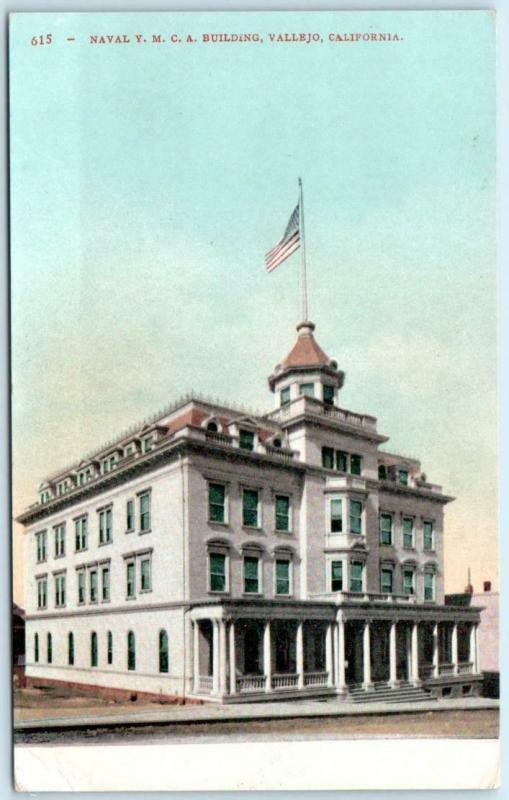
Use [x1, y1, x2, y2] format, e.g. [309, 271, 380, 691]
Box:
[348, 682, 435, 704]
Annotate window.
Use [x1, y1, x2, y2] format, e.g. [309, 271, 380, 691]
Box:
[126, 499, 134, 531]
[424, 571, 435, 601]
[209, 553, 227, 592]
[91, 631, 98, 667]
[54, 524, 65, 557]
[399, 469, 409, 486]
[125, 443, 136, 456]
[206, 420, 218, 433]
[380, 568, 393, 594]
[159, 630, 169, 673]
[299, 382, 314, 398]
[329, 498, 343, 533]
[323, 384, 334, 406]
[322, 446, 334, 469]
[99, 507, 113, 544]
[350, 454, 362, 476]
[379, 513, 393, 545]
[209, 483, 226, 523]
[139, 492, 151, 532]
[280, 387, 290, 407]
[378, 465, 387, 480]
[47, 633, 52, 664]
[242, 488, 259, 527]
[140, 558, 152, 592]
[102, 454, 118, 473]
[423, 521, 434, 551]
[68, 632, 74, 665]
[403, 568, 415, 596]
[107, 631, 113, 665]
[34, 633, 39, 663]
[90, 569, 98, 602]
[37, 578, 47, 609]
[331, 560, 343, 592]
[243, 556, 260, 594]
[403, 517, 414, 548]
[349, 500, 362, 535]
[75, 516, 88, 551]
[142, 435, 154, 453]
[127, 631, 136, 670]
[275, 559, 291, 595]
[272, 437, 282, 448]
[350, 561, 364, 593]
[336, 451, 348, 472]
[40, 489, 51, 504]
[275, 495, 290, 532]
[102, 566, 110, 601]
[36, 530, 47, 563]
[126, 562, 135, 598]
[239, 429, 255, 451]
[55, 574, 66, 607]
[77, 571, 85, 604]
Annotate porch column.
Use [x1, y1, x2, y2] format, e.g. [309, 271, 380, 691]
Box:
[451, 622, 459, 675]
[432, 622, 439, 678]
[389, 621, 398, 687]
[325, 623, 334, 687]
[405, 626, 412, 682]
[212, 620, 220, 695]
[296, 621, 304, 689]
[229, 620, 237, 695]
[193, 620, 200, 692]
[362, 620, 373, 690]
[263, 620, 273, 693]
[475, 623, 481, 674]
[335, 620, 346, 693]
[218, 619, 227, 695]
[411, 621, 420, 686]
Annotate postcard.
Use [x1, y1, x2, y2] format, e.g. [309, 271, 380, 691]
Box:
[10, 9, 498, 791]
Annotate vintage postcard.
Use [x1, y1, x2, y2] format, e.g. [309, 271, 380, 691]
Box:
[10, 9, 498, 791]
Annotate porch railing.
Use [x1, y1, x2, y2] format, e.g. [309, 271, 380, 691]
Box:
[236, 675, 266, 693]
[458, 662, 473, 675]
[439, 662, 454, 676]
[199, 675, 213, 693]
[303, 671, 329, 687]
[419, 664, 434, 680]
[271, 673, 299, 690]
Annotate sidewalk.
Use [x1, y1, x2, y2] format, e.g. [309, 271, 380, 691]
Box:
[14, 695, 499, 732]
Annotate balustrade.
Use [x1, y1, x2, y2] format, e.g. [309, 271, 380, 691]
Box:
[303, 671, 328, 687]
[236, 675, 266, 693]
[271, 673, 299, 690]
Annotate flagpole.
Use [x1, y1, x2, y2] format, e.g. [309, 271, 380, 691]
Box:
[298, 177, 308, 321]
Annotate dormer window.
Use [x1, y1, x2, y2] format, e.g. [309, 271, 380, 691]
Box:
[398, 469, 409, 486]
[125, 443, 136, 457]
[239, 429, 255, 451]
[299, 382, 314, 398]
[378, 465, 387, 480]
[142, 435, 154, 454]
[40, 490, 51, 504]
[207, 421, 218, 433]
[102, 454, 118, 474]
[272, 437, 282, 449]
[323, 384, 334, 406]
[280, 387, 290, 407]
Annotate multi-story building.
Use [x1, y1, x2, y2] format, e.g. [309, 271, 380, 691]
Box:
[19, 321, 482, 702]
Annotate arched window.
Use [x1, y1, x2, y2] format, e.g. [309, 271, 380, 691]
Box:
[206, 421, 218, 433]
[91, 631, 98, 667]
[107, 631, 113, 665]
[127, 631, 136, 671]
[272, 438, 282, 449]
[68, 632, 74, 665]
[34, 633, 39, 663]
[159, 630, 169, 673]
[47, 632, 52, 664]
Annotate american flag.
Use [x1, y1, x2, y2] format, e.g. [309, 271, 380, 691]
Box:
[265, 203, 300, 272]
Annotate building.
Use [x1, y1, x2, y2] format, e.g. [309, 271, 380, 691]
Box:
[12, 603, 26, 687]
[19, 321, 483, 703]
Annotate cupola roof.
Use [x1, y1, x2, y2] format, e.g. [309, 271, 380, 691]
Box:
[268, 321, 344, 392]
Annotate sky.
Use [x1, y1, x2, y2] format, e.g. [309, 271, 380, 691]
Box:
[10, 10, 497, 602]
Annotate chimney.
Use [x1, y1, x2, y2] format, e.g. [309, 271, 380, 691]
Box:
[483, 581, 491, 592]
[464, 567, 473, 595]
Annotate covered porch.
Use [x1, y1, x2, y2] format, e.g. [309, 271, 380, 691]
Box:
[188, 600, 483, 702]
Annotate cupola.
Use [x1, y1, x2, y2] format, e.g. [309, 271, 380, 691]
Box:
[268, 321, 345, 409]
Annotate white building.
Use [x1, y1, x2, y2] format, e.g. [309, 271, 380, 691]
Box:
[19, 321, 483, 702]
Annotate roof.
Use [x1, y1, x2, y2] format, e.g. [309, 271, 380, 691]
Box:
[281, 321, 333, 370]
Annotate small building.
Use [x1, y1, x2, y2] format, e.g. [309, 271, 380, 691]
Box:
[18, 321, 483, 703]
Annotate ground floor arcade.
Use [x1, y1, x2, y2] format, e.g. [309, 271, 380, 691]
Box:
[189, 600, 482, 702]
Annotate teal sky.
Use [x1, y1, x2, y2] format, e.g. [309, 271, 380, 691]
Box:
[10, 11, 497, 599]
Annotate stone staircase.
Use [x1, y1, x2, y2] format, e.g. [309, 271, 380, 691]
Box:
[348, 682, 435, 704]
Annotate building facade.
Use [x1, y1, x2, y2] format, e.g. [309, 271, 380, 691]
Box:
[19, 322, 482, 702]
